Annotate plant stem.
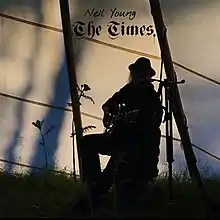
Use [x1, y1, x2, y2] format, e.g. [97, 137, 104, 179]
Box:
[40, 131, 48, 169]
[72, 116, 77, 180]
[77, 92, 83, 104]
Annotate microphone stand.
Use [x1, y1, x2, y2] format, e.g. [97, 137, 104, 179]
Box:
[152, 78, 185, 200]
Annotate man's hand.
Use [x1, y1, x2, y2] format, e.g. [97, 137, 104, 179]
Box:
[103, 113, 111, 128]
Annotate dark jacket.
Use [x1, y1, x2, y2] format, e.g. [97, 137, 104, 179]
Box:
[102, 81, 163, 136]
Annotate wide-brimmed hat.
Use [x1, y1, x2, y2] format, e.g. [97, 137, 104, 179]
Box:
[128, 57, 156, 77]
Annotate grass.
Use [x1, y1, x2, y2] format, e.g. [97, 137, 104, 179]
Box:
[0, 166, 220, 218]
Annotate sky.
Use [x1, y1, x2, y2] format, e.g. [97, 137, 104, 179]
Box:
[0, 0, 220, 176]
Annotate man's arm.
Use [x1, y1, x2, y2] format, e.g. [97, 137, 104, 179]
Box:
[101, 84, 129, 113]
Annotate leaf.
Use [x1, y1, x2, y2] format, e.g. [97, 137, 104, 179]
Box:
[32, 121, 41, 130]
[36, 120, 41, 126]
[83, 84, 91, 91]
[32, 122, 37, 127]
[70, 125, 96, 137]
[82, 95, 95, 104]
[76, 84, 81, 91]
[41, 120, 44, 126]
[35, 120, 43, 130]
[82, 125, 96, 133]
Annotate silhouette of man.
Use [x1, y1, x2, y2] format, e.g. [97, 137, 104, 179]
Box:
[80, 57, 163, 202]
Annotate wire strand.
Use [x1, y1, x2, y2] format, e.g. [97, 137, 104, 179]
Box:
[0, 12, 220, 87]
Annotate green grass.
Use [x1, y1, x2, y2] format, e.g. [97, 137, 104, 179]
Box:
[0, 167, 220, 218]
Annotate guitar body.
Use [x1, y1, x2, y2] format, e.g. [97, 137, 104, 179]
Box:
[103, 103, 139, 136]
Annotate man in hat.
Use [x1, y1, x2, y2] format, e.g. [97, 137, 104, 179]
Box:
[76, 57, 163, 209]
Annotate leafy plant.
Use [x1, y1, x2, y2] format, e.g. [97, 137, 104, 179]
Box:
[32, 120, 56, 169]
[68, 83, 96, 137]
[67, 83, 95, 107]
[68, 84, 96, 181]
[32, 83, 96, 176]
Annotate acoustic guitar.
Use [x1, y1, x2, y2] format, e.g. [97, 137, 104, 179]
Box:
[104, 103, 140, 135]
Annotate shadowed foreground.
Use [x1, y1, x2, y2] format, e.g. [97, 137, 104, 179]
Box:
[0, 167, 219, 218]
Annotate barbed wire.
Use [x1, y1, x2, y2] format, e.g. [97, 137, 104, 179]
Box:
[0, 92, 101, 121]
[0, 158, 73, 176]
[0, 90, 219, 167]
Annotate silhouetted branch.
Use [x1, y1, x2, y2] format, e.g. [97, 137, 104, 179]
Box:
[82, 95, 95, 104]
[70, 125, 96, 137]
[67, 83, 95, 107]
[32, 120, 56, 169]
[43, 125, 56, 136]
